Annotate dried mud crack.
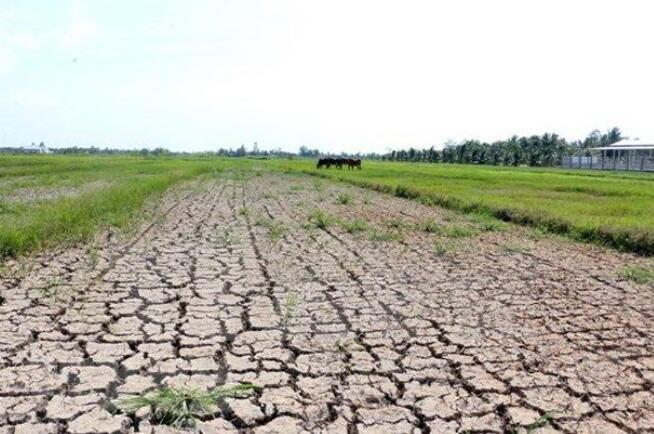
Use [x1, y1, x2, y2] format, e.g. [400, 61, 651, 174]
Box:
[1, 174, 653, 434]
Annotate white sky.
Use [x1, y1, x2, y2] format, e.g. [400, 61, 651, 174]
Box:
[1, 0, 653, 153]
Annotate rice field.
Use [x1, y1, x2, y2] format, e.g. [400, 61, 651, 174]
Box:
[271, 160, 654, 254]
[3, 155, 654, 257]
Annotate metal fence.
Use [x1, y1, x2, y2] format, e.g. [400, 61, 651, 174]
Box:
[561, 156, 654, 172]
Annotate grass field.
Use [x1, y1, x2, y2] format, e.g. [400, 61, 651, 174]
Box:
[270, 160, 654, 254]
[3, 155, 654, 258]
[0, 155, 250, 258]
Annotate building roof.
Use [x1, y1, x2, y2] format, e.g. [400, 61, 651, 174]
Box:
[592, 138, 654, 151]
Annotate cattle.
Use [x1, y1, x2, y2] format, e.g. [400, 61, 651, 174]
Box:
[316, 158, 362, 170]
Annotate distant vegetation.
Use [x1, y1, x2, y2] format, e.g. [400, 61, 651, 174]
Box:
[380, 128, 622, 166]
[2, 128, 622, 169]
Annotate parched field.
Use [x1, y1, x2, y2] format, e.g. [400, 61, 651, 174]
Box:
[1, 171, 653, 433]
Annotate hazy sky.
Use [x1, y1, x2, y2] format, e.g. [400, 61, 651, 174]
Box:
[1, 1, 653, 153]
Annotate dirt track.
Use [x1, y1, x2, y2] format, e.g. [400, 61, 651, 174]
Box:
[1, 173, 653, 433]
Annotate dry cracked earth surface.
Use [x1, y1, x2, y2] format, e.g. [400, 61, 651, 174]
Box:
[1, 172, 653, 434]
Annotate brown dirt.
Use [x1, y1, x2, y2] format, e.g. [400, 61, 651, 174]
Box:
[0, 173, 653, 434]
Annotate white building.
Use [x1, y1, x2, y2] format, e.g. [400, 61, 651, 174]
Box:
[562, 138, 654, 171]
[20, 144, 52, 154]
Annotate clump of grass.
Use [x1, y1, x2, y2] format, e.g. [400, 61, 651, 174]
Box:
[88, 244, 100, 270]
[368, 229, 402, 243]
[216, 228, 238, 246]
[527, 227, 548, 241]
[238, 206, 249, 216]
[432, 240, 455, 257]
[394, 185, 419, 199]
[34, 277, 67, 303]
[116, 383, 257, 428]
[521, 410, 561, 433]
[341, 218, 368, 234]
[470, 214, 508, 232]
[0, 201, 18, 214]
[255, 216, 285, 242]
[443, 225, 479, 238]
[385, 218, 409, 230]
[618, 265, 654, 284]
[417, 218, 442, 234]
[336, 192, 353, 205]
[308, 209, 333, 229]
[313, 180, 324, 192]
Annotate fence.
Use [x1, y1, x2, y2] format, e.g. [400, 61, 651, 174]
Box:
[561, 156, 654, 172]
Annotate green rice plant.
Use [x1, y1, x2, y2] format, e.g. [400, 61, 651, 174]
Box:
[335, 192, 353, 205]
[341, 218, 368, 234]
[618, 265, 654, 284]
[116, 383, 257, 428]
[308, 209, 333, 229]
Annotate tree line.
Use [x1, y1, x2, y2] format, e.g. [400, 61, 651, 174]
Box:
[379, 128, 622, 166]
[2, 128, 622, 167]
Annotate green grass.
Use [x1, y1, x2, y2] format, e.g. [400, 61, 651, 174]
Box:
[335, 192, 353, 204]
[0, 155, 254, 258]
[269, 160, 654, 255]
[116, 383, 257, 428]
[417, 218, 442, 233]
[432, 240, 456, 257]
[341, 218, 369, 234]
[368, 229, 402, 242]
[307, 209, 334, 229]
[618, 265, 654, 284]
[254, 216, 285, 242]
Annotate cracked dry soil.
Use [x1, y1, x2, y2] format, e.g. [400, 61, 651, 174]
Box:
[1, 173, 653, 434]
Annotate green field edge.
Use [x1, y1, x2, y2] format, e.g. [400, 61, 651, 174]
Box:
[283, 167, 654, 256]
[0, 167, 216, 260]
